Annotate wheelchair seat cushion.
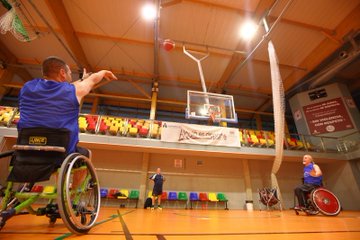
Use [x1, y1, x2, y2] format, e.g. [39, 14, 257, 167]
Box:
[7, 127, 70, 182]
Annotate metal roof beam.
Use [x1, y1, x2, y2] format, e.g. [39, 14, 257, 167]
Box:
[216, 0, 277, 91]
[283, 4, 360, 91]
[0, 40, 33, 82]
[45, 0, 92, 71]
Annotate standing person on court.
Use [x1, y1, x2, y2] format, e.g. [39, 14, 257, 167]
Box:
[18, 56, 117, 158]
[149, 168, 165, 210]
[294, 154, 323, 210]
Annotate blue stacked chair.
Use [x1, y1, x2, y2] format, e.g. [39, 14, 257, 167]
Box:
[189, 192, 199, 209]
[167, 191, 178, 207]
[168, 192, 177, 200]
[100, 188, 108, 198]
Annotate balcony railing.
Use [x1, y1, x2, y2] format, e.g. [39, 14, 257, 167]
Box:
[1, 106, 359, 153]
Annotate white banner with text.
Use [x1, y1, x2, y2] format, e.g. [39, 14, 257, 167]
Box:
[160, 122, 240, 147]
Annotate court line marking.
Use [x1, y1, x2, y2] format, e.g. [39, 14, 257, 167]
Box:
[116, 230, 360, 236]
[172, 212, 282, 219]
[54, 209, 136, 240]
[2, 230, 360, 237]
[2, 229, 359, 238]
[117, 209, 134, 240]
[156, 234, 167, 240]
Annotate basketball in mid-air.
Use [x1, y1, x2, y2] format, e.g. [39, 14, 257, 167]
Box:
[162, 39, 175, 51]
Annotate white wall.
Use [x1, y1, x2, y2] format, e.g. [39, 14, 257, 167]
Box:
[1, 137, 359, 210]
[323, 159, 360, 210]
[90, 148, 360, 210]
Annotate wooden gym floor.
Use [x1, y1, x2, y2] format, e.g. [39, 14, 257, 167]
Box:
[0, 207, 359, 240]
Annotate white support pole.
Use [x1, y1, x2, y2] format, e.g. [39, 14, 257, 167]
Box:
[183, 45, 209, 93]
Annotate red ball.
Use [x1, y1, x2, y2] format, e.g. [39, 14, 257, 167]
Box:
[162, 39, 175, 51]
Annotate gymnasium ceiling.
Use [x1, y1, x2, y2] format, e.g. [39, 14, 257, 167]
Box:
[0, 0, 359, 123]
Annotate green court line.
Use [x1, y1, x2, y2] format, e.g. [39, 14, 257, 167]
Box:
[117, 209, 134, 240]
[55, 209, 136, 240]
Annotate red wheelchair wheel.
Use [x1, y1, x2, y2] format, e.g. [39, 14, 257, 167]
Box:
[311, 188, 341, 216]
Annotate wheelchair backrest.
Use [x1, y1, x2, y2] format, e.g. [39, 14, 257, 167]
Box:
[7, 128, 70, 183]
[16, 127, 70, 149]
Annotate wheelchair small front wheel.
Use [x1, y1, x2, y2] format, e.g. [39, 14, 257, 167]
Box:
[57, 153, 101, 234]
[311, 188, 341, 216]
[306, 199, 319, 215]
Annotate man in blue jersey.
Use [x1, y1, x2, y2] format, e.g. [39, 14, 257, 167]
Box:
[149, 168, 165, 210]
[18, 56, 117, 157]
[1, 57, 117, 223]
[294, 154, 323, 210]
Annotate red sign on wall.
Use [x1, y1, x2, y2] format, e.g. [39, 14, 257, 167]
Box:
[303, 97, 354, 135]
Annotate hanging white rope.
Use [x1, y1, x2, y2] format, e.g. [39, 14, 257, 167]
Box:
[268, 41, 285, 174]
[268, 40, 285, 204]
[262, 0, 293, 209]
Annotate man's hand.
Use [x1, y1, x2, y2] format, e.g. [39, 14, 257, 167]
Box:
[309, 168, 317, 177]
[74, 69, 118, 103]
[96, 70, 117, 81]
[81, 68, 92, 80]
[310, 164, 322, 177]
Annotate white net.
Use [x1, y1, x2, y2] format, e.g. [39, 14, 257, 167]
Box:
[0, 7, 15, 33]
[205, 104, 221, 124]
[205, 104, 221, 118]
[268, 41, 285, 198]
[0, 1, 40, 42]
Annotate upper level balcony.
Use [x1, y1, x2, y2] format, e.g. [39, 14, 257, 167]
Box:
[1, 106, 359, 163]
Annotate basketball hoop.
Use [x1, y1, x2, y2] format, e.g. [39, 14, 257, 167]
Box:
[185, 90, 238, 124]
[207, 104, 221, 124]
[207, 112, 216, 125]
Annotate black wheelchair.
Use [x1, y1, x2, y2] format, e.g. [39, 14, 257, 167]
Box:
[0, 128, 101, 234]
[294, 186, 341, 216]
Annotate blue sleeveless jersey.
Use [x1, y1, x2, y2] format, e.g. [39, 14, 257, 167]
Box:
[303, 163, 322, 185]
[18, 78, 79, 153]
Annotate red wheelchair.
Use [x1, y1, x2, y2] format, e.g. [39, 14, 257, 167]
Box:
[295, 187, 341, 216]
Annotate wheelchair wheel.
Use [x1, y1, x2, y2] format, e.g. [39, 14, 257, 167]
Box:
[311, 188, 341, 216]
[57, 153, 101, 234]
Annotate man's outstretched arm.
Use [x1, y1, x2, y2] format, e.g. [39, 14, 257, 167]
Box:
[73, 69, 117, 103]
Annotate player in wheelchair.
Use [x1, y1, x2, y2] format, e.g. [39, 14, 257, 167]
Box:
[0, 128, 101, 233]
[0, 56, 117, 233]
[294, 155, 341, 216]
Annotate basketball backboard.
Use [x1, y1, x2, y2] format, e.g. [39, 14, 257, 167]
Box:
[186, 90, 238, 123]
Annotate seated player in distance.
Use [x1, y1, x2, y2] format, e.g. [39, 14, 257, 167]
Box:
[294, 154, 323, 210]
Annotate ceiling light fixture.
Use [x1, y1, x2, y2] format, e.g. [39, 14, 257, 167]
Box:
[239, 20, 258, 40]
[141, 3, 157, 21]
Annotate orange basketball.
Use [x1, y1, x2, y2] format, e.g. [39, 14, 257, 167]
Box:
[163, 39, 175, 51]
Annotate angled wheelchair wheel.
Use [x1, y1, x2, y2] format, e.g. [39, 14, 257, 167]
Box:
[311, 188, 341, 216]
[57, 153, 101, 234]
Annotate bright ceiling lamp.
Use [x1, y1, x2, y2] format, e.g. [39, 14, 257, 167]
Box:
[141, 3, 157, 21]
[239, 20, 258, 40]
